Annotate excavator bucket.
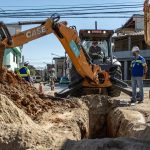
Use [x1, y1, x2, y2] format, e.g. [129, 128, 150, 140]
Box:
[144, 0, 150, 46]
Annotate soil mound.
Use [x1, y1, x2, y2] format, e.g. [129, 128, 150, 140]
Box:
[0, 68, 52, 119]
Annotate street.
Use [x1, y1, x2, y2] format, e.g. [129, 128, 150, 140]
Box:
[34, 82, 150, 100]
[34, 82, 68, 96]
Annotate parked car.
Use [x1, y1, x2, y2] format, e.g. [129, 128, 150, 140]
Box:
[59, 76, 70, 84]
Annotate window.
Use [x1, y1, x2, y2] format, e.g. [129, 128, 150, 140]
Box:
[16, 55, 18, 64]
[13, 53, 15, 62]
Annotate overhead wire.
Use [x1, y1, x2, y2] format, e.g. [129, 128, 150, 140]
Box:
[0, 2, 143, 8]
[2, 4, 143, 12]
[0, 2, 143, 19]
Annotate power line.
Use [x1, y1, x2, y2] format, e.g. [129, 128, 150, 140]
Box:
[3, 6, 142, 14]
[3, 4, 142, 12]
[0, 10, 142, 17]
[0, 15, 136, 19]
[0, 2, 143, 8]
[0, 3, 143, 19]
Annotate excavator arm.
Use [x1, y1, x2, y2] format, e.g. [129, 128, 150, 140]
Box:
[0, 14, 112, 89]
[144, 0, 150, 46]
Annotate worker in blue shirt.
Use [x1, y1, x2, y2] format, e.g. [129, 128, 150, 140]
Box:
[130, 46, 148, 106]
[18, 61, 31, 82]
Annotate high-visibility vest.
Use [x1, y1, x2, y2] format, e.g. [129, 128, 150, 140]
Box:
[131, 55, 146, 77]
[18, 66, 30, 77]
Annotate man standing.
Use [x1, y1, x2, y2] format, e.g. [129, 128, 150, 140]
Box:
[130, 46, 148, 106]
[18, 61, 31, 82]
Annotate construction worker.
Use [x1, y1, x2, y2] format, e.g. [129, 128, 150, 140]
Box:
[18, 61, 31, 82]
[49, 77, 55, 91]
[89, 41, 104, 64]
[130, 46, 148, 106]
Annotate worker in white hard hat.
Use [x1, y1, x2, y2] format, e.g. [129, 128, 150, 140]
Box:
[130, 46, 148, 106]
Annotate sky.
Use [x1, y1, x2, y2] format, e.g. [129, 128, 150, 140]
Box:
[0, 0, 144, 68]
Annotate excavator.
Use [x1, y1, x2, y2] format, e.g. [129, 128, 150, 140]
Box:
[0, 14, 130, 97]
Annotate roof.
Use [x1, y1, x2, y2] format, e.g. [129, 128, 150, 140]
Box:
[122, 14, 143, 29]
[53, 57, 65, 60]
[113, 31, 144, 39]
[115, 14, 144, 33]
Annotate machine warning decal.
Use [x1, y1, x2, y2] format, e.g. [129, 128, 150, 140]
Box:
[69, 40, 80, 57]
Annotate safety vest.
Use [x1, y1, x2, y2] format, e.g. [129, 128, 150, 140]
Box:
[131, 55, 146, 77]
[18, 66, 30, 77]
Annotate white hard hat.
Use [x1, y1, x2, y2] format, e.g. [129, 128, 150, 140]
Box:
[24, 61, 29, 66]
[131, 46, 140, 52]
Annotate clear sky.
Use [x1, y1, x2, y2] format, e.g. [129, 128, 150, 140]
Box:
[0, 0, 144, 68]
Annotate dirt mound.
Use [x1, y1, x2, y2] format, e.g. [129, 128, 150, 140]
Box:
[0, 94, 33, 124]
[0, 93, 89, 150]
[0, 94, 54, 150]
[0, 68, 52, 119]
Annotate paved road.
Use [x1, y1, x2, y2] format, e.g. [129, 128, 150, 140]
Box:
[34, 82, 150, 99]
[43, 83, 68, 95]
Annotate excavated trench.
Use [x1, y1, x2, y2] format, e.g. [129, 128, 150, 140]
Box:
[80, 95, 117, 139]
[61, 95, 150, 150]
[79, 95, 149, 140]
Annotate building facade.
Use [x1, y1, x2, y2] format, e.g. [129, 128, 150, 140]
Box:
[3, 47, 21, 71]
[53, 57, 66, 80]
[113, 14, 150, 80]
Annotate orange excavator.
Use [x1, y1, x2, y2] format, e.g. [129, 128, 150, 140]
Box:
[0, 14, 129, 97]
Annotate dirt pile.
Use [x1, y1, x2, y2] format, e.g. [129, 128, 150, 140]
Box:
[0, 94, 55, 150]
[0, 93, 89, 150]
[0, 68, 53, 119]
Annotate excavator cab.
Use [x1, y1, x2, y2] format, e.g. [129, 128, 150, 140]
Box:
[79, 29, 121, 71]
[79, 29, 122, 97]
[80, 30, 113, 59]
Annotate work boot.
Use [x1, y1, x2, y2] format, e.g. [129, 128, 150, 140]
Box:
[130, 98, 136, 106]
[138, 100, 143, 104]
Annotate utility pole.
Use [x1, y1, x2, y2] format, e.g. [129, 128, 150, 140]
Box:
[64, 52, 67, 76]
[95, 21, 97, 30]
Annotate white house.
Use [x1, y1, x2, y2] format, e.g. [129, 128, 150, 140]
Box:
[3, 47, 21, 71]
